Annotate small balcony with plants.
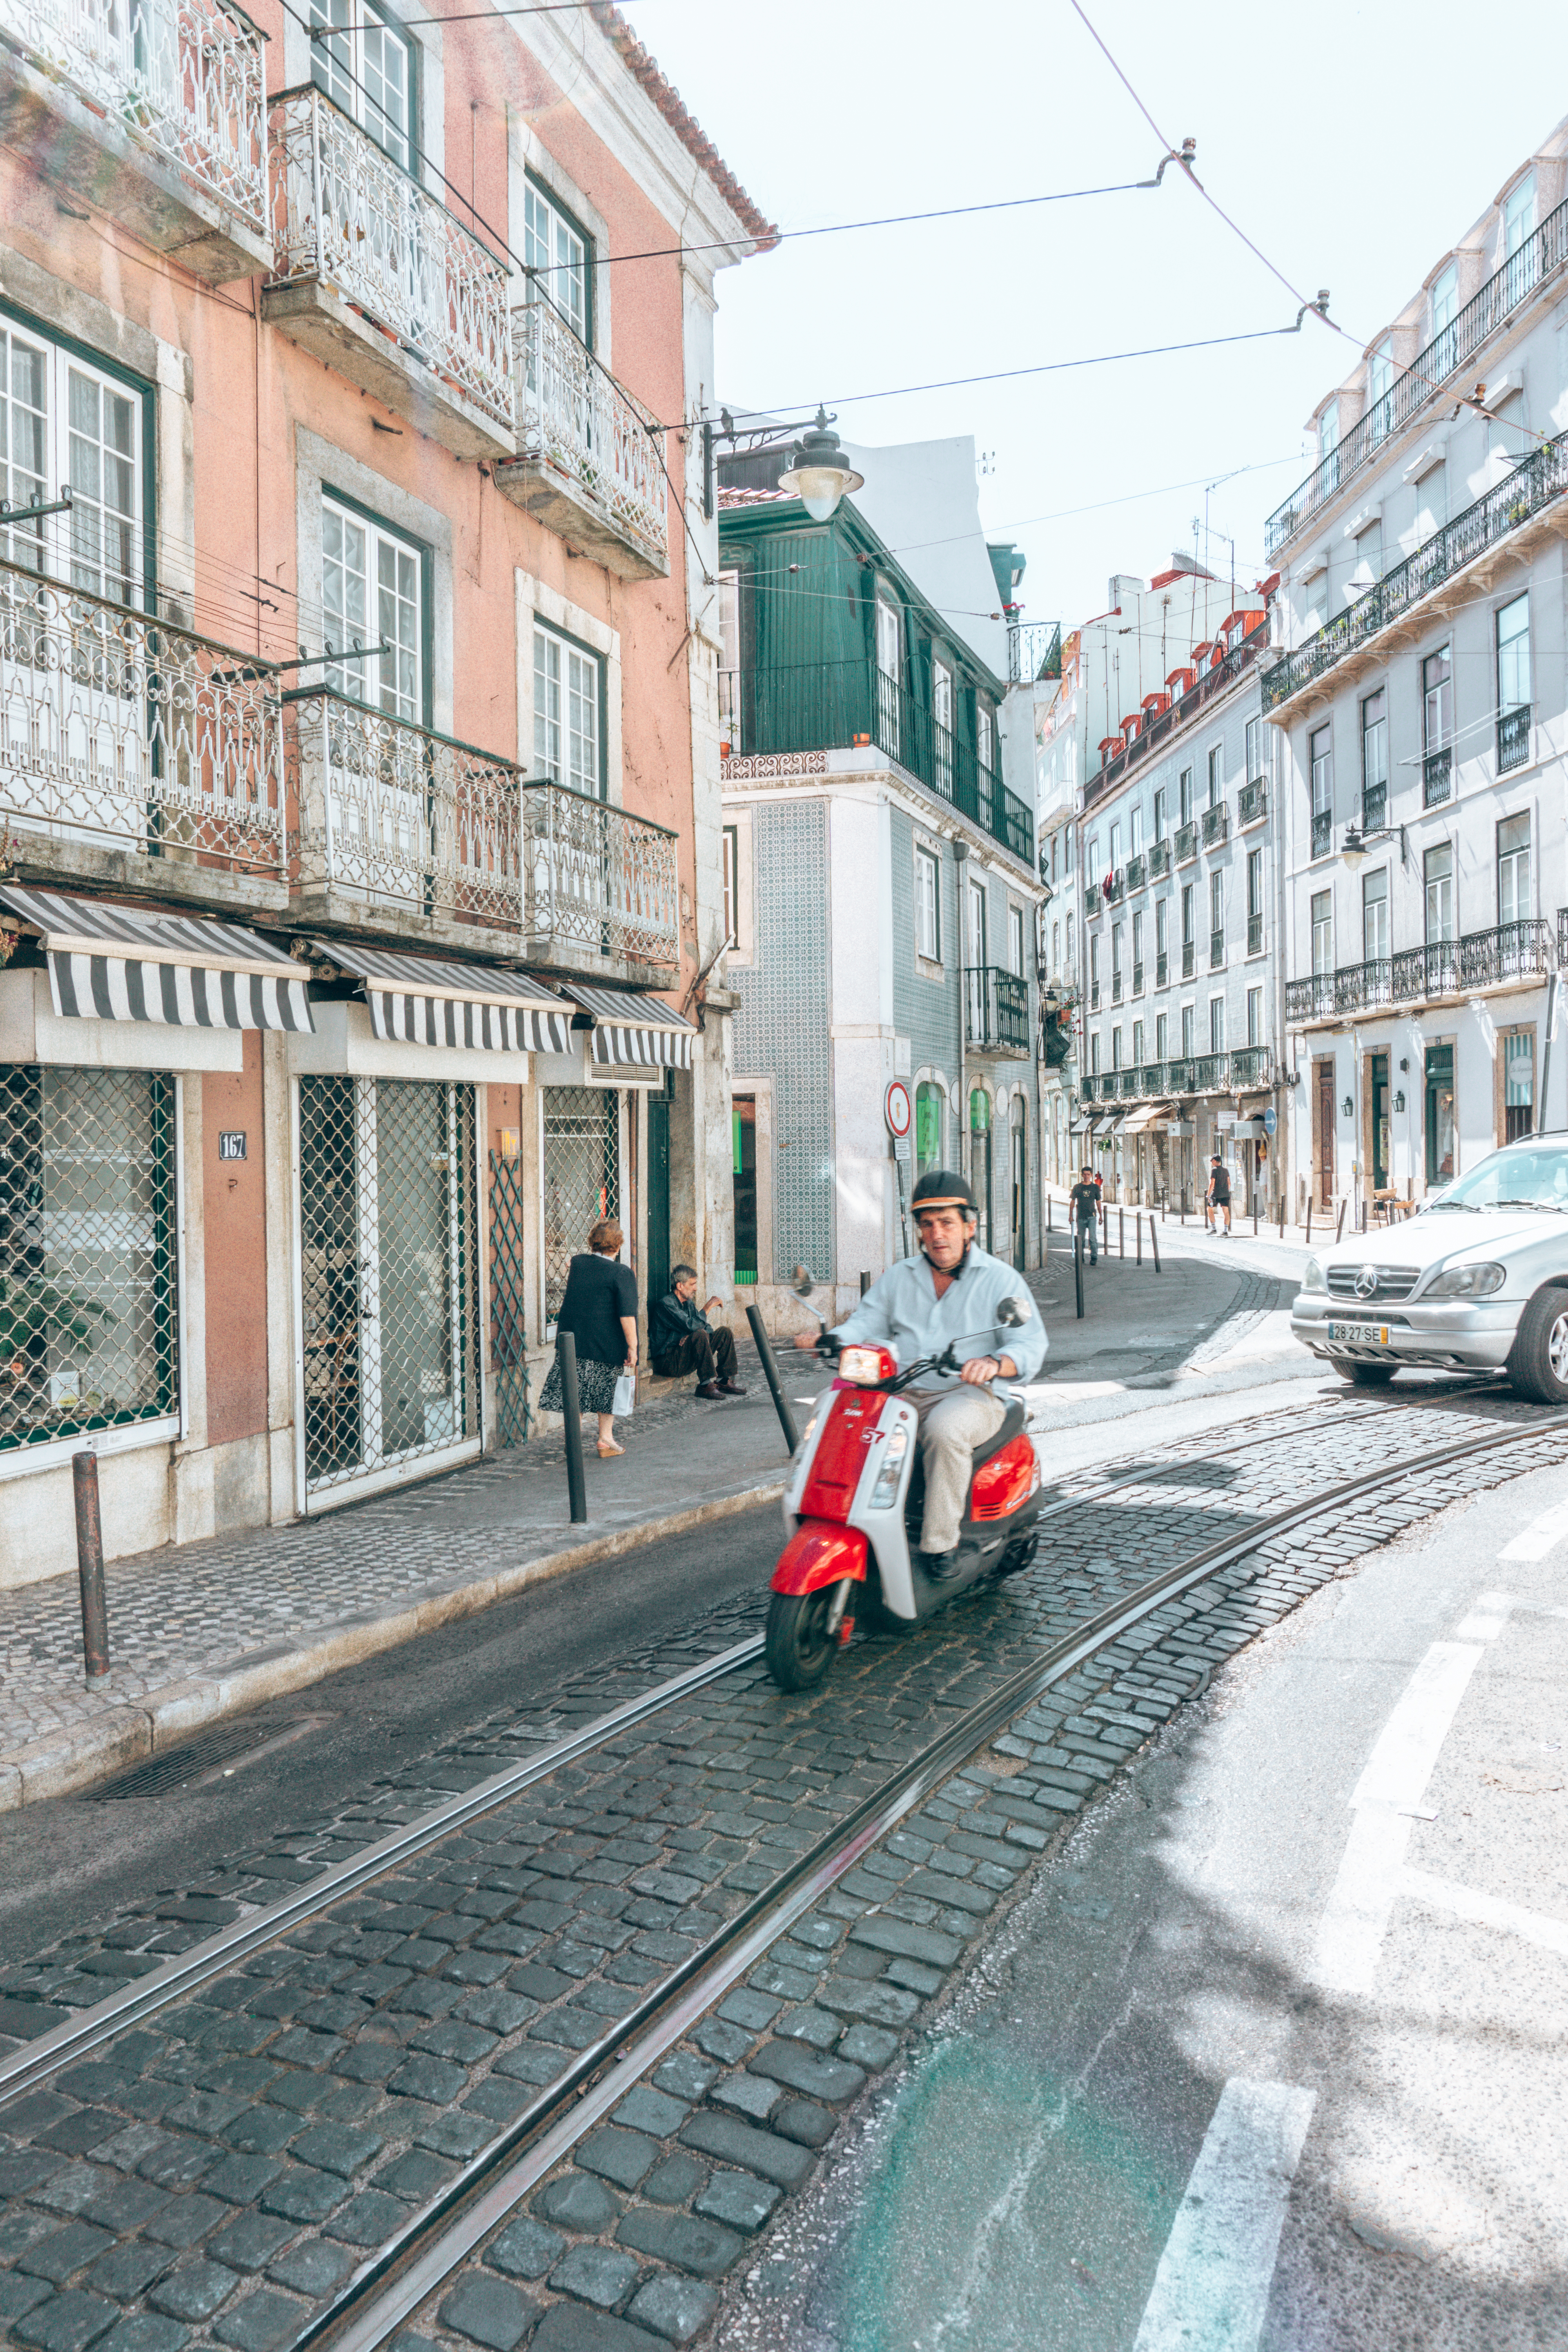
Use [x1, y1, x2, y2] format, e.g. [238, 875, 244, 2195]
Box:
[0, 0, 270, 279]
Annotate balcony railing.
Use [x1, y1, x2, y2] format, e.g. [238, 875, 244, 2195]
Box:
[1287, 927, 1552, 1022]
[509, 302, 668, 575]
[0, 0, 269, 243]
[1265, 195, 1568, 555]
[1263, 435, 1568, 713]
[1231, 1045, 1273, 1087]
[1181, 940, 1195, 979]
[1310, 809, 1332, 859]
[1498, 704, 1531, 772]
[717, 660, 1033, 868]
[1285, 960, 1392, 1022]
[1083, 884, 1102, 918]
[1560, 907, 1568, 970]
[1423, 746, 1452, 807]
[1454, 920, 1553, 991]
[1192, 1053, 1226, 1092]
[268, 85, 513, 438]
[1174, 821, 1198, 864]
[1167, 1057, 1195, 1094]
[1082, 1044, 1275, 1108]
[1104, 869, 1125, 904]
[1247, 913, 1264, 955]
[1237, 779, 1266, 827]
[1155, 950, 1168, 987]
[1209, 930, 1225, 969]
[1201, 804, 1228, 848]
[1125, 853, 1147, 893]
[1132, 960, 1144, 995]
[1148, 839, 1171, 879]
[1090, 977, 1101, 1010]
[1089, 620, 1269, 800]
[285, 689, 677, 967]
[1111, 970, 1123, 1003]
[1392, 942, 1458, 1003]
[0, 554, 284, 877]
[1363, 782, 1387, 834]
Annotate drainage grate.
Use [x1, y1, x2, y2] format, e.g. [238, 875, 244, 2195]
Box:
[86, 1715, 329, 1800]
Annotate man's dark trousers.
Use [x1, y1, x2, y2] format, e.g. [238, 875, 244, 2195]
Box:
[653, 1327, 739, 1386]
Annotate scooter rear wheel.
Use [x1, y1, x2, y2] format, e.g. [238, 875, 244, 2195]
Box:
[765, 1587, 838, 1691]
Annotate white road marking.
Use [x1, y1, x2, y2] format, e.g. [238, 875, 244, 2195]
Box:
[1131, 2078, 1315, 2352]
[1402, 1869, 1568, 1957]
[1315, 1624, 1506, 1995]
[1499, 1500, 1568, 1560]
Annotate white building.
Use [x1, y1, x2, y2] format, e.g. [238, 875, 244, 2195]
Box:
[1264, 118, 1568, 1222]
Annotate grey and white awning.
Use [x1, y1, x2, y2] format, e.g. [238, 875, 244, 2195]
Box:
[0, 886, 313, 1033]
[307, 942, 572, 1054]
[557, 983, 697, 1069]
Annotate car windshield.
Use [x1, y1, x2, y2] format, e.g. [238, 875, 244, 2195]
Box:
[1428, 1143, 1568, 1212]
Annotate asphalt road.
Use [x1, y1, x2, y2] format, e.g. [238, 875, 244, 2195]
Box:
[723, 1454, 1568, 2350]
[0, 1506, 777, 1972]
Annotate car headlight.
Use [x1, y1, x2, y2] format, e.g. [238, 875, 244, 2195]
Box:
[1423, 1261, 1506, 1299]
[1299, 1256, 1327, 1294]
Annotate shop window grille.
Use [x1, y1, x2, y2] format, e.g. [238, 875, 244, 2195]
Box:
[542, 1086, 620, 1326]
[0, 1067, 177, 1451]
[489, 1150, 531, 1448]
[299, 1076, 479, 1492]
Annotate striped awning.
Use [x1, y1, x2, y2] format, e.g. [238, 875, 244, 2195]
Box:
[307, 941, 572, 1055]
[556, 983, 697, 1069]
[0, 885, 313, 1033]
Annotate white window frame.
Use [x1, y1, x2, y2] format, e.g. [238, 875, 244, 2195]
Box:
[1311, 889, 1333, 976]
[524, 176, 590, 346]
[1007, 903, 1025, 979]
[322, 493, 425, 722]
[1497, 813, 1530, 928]
[0, 314, 147, 609]
[533, 619, 603, 799]
[1497, 592, 1531, 715]
[1430, 263, 1458, 341]
[915, 844, 941, 963]
[308, 0, 416, 168]
[1209, 995, 1226, 1054]
[1363, 865, 1390, 962]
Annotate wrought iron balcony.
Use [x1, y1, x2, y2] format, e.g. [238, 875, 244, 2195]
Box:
[1247, 913, 1264, 956]
[1181, 940, 1195, 980]
[1310, 809, 1332, 859]
[1079, 1071, 1101, 1103]
[1111, 969, 1123, 1004]
[1210, 930, 1225, 970]
[1285, 960, 1392, 1022]
[1104, 869, 1125, 904]
[1089, 619, 1269, 801]
[0, 554, 284, 887]
[1263, 435, 1568, 714]
[1174, 821, 1198, 864]
[1498, 704, 1531, 773]
[1265, 195, 1568, 556]
[1362, 782, 1387, 834]
[1132, 960, 1144, 995]
[1155, 950, 1169, 987]
[1125, 852, 1147, 893]
[1392, 942, 1458, 1003]
[1423, 746, 1452, 808]
[0, 0, 269, 278]
[265, 86, 514, 460]
[1201, 804, 1228, 848]
[1148, 839, 1172, 879]
[1089, 977, 1101, 1010]
[1237, 779, 1267, 828]
[497, 303, 668, 579]
[1560, 906, 1568, 971]
[1455, 919, 1553, 990]
[1192, 1053, 1226, 1093]
[1230, 1045, 1273, 1087]
[284, 688, 678, 972]
[1167, 1057, 1196, 1094]
[717, 660, 1033, 869]
[1083, 885, 1102, 918]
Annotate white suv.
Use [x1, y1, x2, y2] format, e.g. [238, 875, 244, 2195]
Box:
[1291, 1134, 1568, 1403]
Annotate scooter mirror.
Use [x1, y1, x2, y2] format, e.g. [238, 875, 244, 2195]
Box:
[996, 1296, 1029, 1328]
[791, 1267, 817, 1297]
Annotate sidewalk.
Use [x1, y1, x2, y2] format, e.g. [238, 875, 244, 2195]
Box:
[0, 1236, 1295, 1809]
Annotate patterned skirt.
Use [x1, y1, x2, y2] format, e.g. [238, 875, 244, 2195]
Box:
[539, 1350, 622, 1416]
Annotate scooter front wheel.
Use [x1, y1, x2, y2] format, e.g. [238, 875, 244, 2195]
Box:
[765, 1586, 839, 1691]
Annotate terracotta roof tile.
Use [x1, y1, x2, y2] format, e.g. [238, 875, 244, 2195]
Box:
[586, 2, 779, 252]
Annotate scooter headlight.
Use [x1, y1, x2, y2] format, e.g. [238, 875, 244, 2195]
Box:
[868, 1420, 910, 1509]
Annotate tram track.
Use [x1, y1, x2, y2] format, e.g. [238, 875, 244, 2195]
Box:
[0, 1390, 1562, 2352]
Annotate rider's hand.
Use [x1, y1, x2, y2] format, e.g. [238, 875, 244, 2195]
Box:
[960, 1354, 1000, 1386]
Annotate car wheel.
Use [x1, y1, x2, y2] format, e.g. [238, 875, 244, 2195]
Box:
[1332, 1360, 1396, 1387]
[1506, 1286, 1568, 1405]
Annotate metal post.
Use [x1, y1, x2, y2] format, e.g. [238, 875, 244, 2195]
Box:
[859, 1271, 871, 1296]
[1118, 1206, 1125, 1259]
[559, 1334, 588, 1524]
[1306, 1198, 1313, 1245]
[1336, 1198, 1347, 1243]
[1278, 1200, 1285, 1240]
[72, 1450, 109, 1680]
[746, 1303, 799, 1453]
[1252, 1198, 1258, 1237]
[1136, 1209, 1143, 1266]
[1074, 1228, 1085, 1319]
[1151, 1218, 1162, 1272]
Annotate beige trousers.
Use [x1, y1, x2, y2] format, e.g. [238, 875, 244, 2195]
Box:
[913, 1384, 1007, 1554]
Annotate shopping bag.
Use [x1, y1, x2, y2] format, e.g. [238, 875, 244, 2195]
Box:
[612, 1370, 635, 1417]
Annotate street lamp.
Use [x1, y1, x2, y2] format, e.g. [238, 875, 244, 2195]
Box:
[1340, 821, 1408, 869]
[702, 406, 864, 521]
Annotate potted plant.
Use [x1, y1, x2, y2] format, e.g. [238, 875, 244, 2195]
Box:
[0, 1278, 116, 1422]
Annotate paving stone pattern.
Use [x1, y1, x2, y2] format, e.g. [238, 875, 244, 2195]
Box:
[0, 1393, 1561, 2352]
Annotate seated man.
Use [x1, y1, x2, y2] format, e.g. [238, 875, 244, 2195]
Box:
[793, 1170, 1047, 1579]
[650, 1266, 747, 1399]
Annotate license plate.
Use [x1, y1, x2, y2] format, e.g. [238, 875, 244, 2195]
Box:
[1328, 1322, 1390, 1345]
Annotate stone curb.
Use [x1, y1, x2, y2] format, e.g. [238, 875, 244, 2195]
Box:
[0, 1478, 786, 1814]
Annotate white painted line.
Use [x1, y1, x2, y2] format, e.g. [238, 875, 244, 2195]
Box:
[1350, 1640, 1488, 1812]
[1132, 2078, 1315, 2352]
[1499, 1500, 1568, 1560]
[1402, 1868, 1568, 1958]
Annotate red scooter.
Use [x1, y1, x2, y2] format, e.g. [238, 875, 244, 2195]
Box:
[765, 1290, 1041, 1691]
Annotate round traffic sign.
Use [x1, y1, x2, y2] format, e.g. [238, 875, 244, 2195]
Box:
[1263, 1107, 1278, 1137]
[885, 1079, 912, 1138]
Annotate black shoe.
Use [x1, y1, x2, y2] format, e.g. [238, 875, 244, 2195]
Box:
[922, 1548, 962, 1583]
[695, 1379, 725, 1399]
[719, 1379, 749, 1397]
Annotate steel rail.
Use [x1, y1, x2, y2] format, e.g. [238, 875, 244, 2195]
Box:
[0, 1385, 1495, 2106]
[289, 1406, 1568, 2352]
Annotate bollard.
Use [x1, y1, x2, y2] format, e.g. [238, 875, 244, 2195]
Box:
[1118, 1206, 1125, 1259]
[1136, 1210, 1143, 1267]
[73, 1449, 109, 1680]
[1306, 1199, 1313, 1245]
[1151, 1217, 1162, 1273]
[1047, 1194, 1052, 1235]
[559, 1333, 588, 1524]
[1074, 1228, 1085, 1320]
[746, 1303, 799, 1454]
[1252, 1200, 1258, 1237]
[1278, 1200, 1285, 1240]
[859, 1270, 871, 1297]
[1336, 1198, 1347, 1243]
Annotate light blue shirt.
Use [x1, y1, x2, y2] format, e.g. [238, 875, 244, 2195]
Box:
[832, 1245, 1048, 1393]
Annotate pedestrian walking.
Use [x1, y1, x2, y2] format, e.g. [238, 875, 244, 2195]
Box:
[1206, 1153, 1232, 1236]
[539, 1218, 637, 1457]
[650, 1265, 748, 1399]
[1070, 1164, 1101, 1265]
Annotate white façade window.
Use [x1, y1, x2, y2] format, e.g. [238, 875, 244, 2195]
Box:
[322, 494, 426, 722]
[308, 0, 416, 168]
[915, 844, 940, 961]
[534, 621, 602, 797]
[0, 311, 147, 609]
[523, 177, 590, 345]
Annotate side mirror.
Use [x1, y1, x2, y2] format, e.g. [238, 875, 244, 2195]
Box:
[792, 1266, 816, 1298]
[996, 1296, 1029, 1329]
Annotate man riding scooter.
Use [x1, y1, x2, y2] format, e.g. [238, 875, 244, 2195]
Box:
[793, 1169, 1047, 1579]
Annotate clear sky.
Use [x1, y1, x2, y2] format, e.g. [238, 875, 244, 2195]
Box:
[619, 0, 1567, 642]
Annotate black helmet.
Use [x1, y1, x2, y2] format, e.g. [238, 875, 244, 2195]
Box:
[911, 1169, 977, 1218]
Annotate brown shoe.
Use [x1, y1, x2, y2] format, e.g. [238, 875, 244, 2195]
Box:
[695, 1379, 725, 1399]
[719, 1379, 749, 1397]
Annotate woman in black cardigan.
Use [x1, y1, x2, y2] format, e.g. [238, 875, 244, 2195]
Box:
[539, 1217, 638, 1457]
